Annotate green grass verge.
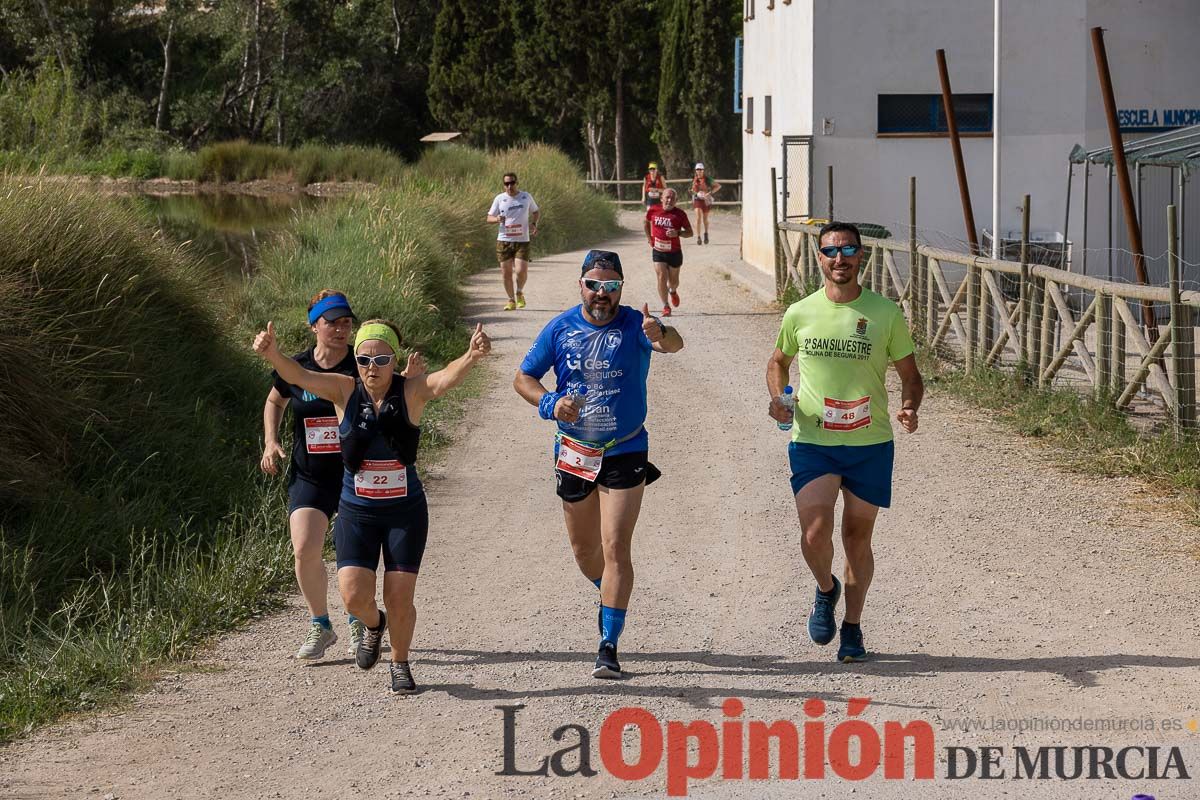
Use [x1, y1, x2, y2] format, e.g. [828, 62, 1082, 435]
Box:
[919, 351, 1200, 521]
[0, 143, 616, 741]
[1, 141, 407, 184]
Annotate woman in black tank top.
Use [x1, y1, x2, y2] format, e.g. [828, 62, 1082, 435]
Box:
[253, 317, 491, 694]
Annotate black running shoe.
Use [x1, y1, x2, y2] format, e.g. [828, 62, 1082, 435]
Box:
[389, 660, 417, 694]
[592, 641, 622, 679]
[703, 232, 709, 244]
[356, 611, 386, 671]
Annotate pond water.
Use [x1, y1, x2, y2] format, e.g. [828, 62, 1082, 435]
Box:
[123, 192, 321, 278]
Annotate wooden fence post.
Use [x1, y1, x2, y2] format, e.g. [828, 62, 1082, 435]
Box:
[1028, 271, 1043, 375]
[924, 250, 936, 341]
[979, 262, 995, 362]
[1019, 195, 1031, 372]
[909, 177, 920, 332]
[1112, 307, 1125, 394]
[1095, 291, 1111, 397]
[771, 168, 782, 298]
[1168, 204, 1197, 434]
[1038, 279, 1055, 387]
[799, 228, 809, 289]
[966, 259, 979, 371]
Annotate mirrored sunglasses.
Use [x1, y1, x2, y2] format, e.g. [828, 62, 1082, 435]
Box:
[582, 278, 623, 293]
[819, 244, 862, 258]
[355, 353, 395, 368]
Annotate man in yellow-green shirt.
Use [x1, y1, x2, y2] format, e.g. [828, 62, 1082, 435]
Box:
[766, 221, 924, 664]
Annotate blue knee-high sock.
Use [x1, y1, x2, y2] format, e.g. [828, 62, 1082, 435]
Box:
[312, 614, 332, 630]
[590, 577, 602, 590]
[600, 606, 627, 646]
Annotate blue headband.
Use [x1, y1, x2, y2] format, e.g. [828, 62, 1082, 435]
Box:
[307, 294, 355, 325]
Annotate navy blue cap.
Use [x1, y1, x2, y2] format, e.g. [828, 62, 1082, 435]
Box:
[581, 250, 623, 277]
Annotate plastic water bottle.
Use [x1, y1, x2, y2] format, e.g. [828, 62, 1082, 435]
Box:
[567, 385, 588, 407]
[777, 385, 795, 431]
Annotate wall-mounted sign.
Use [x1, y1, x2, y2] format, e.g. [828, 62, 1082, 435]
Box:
[1118, 108, 1200, 130]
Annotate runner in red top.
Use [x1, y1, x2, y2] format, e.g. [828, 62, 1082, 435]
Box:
[690, 162, 721, 245]
[642, 188, 693, 316]
[641, 162, 666, 209]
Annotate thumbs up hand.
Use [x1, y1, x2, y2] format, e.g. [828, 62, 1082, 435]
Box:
[641, 303, 665, 343]
[467, 323, 492, 361]
[253, 321, 279, 359]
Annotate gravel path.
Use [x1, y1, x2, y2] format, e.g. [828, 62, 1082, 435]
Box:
[2, 212, 1198, 799]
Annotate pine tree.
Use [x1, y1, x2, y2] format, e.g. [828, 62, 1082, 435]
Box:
[653, 0, 693, 177]
[429, 0, 536, 148]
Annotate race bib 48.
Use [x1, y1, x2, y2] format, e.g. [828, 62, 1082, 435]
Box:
[822, 396, 872, 431]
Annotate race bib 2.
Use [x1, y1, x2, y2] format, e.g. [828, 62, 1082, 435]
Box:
[556, 435, 604, 482]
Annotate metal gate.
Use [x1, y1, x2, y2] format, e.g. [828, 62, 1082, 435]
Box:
[781, 135, 813, 220]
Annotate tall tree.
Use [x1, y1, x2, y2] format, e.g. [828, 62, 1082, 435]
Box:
[684, 0, 740, 178]
[428, 0, 534, 148]
[653, 0, 693, 177]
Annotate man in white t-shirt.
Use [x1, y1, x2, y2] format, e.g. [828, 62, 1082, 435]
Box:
[486, 172, 540, 311]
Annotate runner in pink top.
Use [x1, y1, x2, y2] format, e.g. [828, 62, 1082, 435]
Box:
[642, 188, 693, 317]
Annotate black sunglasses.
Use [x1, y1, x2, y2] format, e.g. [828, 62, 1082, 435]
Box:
[819, 244, 862, 258]
[503, 180, 517, 186]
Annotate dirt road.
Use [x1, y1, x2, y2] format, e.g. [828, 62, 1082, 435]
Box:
[3, 212, 1198, 799]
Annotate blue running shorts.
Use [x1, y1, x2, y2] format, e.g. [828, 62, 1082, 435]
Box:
[788, 440, 895, 508]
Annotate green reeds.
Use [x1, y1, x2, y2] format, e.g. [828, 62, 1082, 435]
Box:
[0, 144, 616, 740]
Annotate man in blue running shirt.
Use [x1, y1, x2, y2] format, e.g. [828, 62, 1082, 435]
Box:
[514, 250, 684, 679]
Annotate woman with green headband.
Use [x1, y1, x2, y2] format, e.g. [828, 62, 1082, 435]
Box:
[253, 317, 492, 694]
[260, 290, 421, 663]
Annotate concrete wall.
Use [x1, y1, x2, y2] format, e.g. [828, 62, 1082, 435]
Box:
[741, 0, 1200, 286]
[741, 0, 814, 274]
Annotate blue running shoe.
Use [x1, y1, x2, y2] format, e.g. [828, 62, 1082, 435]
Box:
[838, 625, 868, 663]
[807, 575, 841, 645]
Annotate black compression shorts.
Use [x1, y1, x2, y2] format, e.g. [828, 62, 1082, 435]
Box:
[651, 249, 683, 268]
[556, 451, 662, 503]
[334, 494, 429, 573]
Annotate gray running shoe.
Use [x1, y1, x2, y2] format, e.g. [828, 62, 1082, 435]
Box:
[356, 611, 386, 671]
[295, 623, 337, 660]
[389, 661, 418, 694]
[347, 619, 365, 655]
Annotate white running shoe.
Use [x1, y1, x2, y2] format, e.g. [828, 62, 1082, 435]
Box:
[295, 623, 337, 660]
[347, 619, 365, 655]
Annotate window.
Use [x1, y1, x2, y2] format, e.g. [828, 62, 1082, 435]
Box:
[763, 96, 772, 135]
[733, 37, 743, 114]
[877, 93, 993, 135]
[745, 97, 754, 134]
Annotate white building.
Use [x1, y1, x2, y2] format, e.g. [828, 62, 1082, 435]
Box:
[740, 0, 1200, 286]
